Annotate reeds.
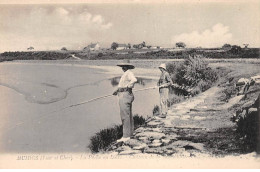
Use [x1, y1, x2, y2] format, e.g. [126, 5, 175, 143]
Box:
[88, 114, 146, 153]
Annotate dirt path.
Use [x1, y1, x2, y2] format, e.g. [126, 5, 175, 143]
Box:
[107, 77, 256, 157]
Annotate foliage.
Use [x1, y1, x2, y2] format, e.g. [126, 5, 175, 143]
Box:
[88, 125, 122, 153]
[236, 109, 258, 152]
[229, 45, 242, 54]
[166, 55, 219, 96]
[222, 43, 231, 50]
[88, 114, 146, 153]
[0, 48, 259, 62]
[152, 105, 160, 116]
[133, 41, 146, 49]
[0, 51, 69, 60]
[61, 47, 68, 51]
[133, 115, 146, 128]
[27, 46, 34, 50]
[175, 42, 186, 48]
[97, 53, 103, 57]
[111, 42, 119, 50]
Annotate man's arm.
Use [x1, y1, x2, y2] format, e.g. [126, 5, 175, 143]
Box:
[159, 73, 173, 88]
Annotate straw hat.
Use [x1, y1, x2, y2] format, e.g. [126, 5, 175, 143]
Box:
[159, 63, 166, 70]
[117, 59, 135, 69]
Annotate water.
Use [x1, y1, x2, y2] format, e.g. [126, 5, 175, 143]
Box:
[0, 61, 159, 153]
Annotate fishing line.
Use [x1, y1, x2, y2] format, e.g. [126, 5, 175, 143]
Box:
[5, 86, 158, 131]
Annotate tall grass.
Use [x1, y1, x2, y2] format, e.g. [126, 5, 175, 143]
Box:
[88, 114, 146, 153]
[167, 55, 219, 96]
[236, 109, 259, 152]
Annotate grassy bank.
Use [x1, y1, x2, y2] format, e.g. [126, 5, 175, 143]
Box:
[89, 55, 221, 153]
[0, 48, 259, 62]
[88, 115, 146, 153]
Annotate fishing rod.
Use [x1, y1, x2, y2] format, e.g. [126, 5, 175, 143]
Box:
[6, 85, 192, 131]
[67, 84, 191, 108]
[68, 86, 158, 108]
[5, 86, 158, 131]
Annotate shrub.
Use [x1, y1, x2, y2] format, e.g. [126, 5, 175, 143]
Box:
[133, 115, 146, 128]
[88, 125, 122, 153]
[229, 45, 242, 55]
[152, 105, 160, 116]
[167, 55, 218, 96]
[88, 114, 146, 153]
[236, 110, 258, 152]
[97, 53, 103, 57]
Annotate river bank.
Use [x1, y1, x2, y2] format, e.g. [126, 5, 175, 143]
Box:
[0, 59, 259, 157]
[94, 61, 260, 158]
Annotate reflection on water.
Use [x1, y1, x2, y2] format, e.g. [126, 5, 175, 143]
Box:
[110, 76, 153, 87]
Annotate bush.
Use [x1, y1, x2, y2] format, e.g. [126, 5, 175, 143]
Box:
[97, 53, 103, 57]
[88, 125, 122, 153]
[152, 105, 160, 116]
[236, 110, 258, 152]
[229, 45, 242, 55]
[133, 115, 146, 128]
[167, 55, 219, 96]
[88, 114, 146, 153]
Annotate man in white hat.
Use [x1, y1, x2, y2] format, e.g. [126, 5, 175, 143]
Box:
[157, 63, 173, 118]
[113, 60, 137, 142]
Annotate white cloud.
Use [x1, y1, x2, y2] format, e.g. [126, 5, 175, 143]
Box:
[54, 7, 69, 16]
[172, 23, 232, 48]
[92, 15, 104, 25]
[0, 7, 113, 51]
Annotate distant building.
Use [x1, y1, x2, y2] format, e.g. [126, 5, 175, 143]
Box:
[116, 44, 128, 50]
[150, 46, 158, 49]
[85, 43, 100, 51]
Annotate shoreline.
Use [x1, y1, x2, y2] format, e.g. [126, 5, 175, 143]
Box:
[92, 62, 260, 158]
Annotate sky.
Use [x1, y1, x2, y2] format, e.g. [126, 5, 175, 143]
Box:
[0, 0, 259, 52]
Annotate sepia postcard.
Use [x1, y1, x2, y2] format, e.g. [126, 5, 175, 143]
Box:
[0, 0, 259, 169]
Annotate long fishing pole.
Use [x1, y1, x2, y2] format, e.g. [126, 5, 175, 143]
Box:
[5, 86, 158, 131]
[68, 86, 158, 108]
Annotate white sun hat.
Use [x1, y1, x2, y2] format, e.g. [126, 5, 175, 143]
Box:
[159, 63, 166, 70]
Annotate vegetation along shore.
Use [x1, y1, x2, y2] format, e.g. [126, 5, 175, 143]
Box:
[88, 56, 260, 157]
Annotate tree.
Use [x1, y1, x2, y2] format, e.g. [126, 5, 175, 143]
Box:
[142, 41, 146, 47]
[111, 42, 119, 50]
[127, 43, 131, 49]
[175, 42, 186, 48]
[230, 45, 242, 54]
[133, 44, 138, 49]
[27, 46, 34, 51]
[61, 47, 68, 51]
[83, 47, 89, 51]
[222, 44, 232, 50]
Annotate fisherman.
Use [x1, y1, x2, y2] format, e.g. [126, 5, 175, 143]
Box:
[113, 60, 137, 142]
[157, 63, 173, 118]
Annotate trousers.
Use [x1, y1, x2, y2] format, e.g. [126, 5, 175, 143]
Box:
[159, 88, 169, 116]
[118, 91, 134, 138]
